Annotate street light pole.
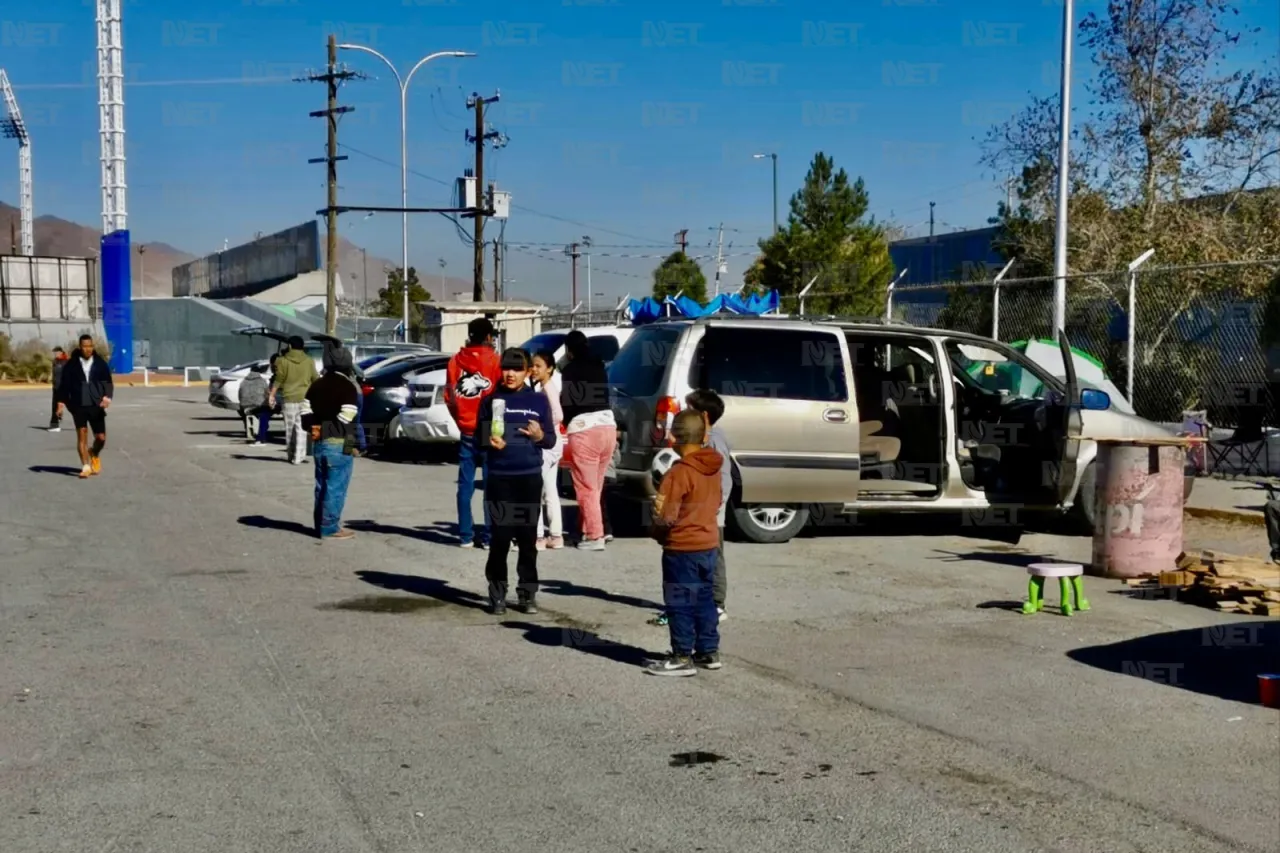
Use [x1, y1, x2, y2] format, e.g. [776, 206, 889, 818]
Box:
[1051, 0, 1074, 335]
[339, 44, 475, 341]
[754, 152, 779, 234]
[583, 235, 593, 315]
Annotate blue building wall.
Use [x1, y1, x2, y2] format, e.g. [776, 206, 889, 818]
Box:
[888, 226, 1003, 286]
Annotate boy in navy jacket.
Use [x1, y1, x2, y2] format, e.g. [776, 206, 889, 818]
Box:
[476, 348, 558, 614]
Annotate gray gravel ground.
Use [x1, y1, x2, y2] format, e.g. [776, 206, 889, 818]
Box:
[1, 388, 1276, 853]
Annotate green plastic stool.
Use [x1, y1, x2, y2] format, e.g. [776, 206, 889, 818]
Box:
[1023, 563, 1089, 616]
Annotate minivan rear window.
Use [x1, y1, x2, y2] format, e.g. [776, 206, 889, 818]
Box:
[609, 325, 682, 398]
[692, 327, 848, 402]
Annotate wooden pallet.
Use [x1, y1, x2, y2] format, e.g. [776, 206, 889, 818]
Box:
[1122, 550, 1280, 614]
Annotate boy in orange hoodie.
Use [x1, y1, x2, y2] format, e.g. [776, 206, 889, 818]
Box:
[445, 318, 503, 548]
[646, 409, 723, 676]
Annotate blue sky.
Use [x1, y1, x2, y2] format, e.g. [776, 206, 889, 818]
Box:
[1, 0, 1275, 304]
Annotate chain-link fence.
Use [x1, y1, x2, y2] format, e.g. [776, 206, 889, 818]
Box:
[887, 259, 1280, 427]
[540, 307, 627, 329]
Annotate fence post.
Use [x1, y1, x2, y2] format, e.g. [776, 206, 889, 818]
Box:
[991, 259, 1015, 339]
[798, 275, 819, 316]
[1126, 249, 1155, 405]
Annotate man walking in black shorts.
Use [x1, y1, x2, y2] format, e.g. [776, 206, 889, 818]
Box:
[56, 335, 114, 479]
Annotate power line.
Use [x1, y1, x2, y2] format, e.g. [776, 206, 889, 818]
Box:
[14, 76, 298, 91]
[337, 142, 669, 245]
[506, 243, 650, 281]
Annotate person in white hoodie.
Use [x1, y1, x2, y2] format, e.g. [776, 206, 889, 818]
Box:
[530, 349, 566, 550]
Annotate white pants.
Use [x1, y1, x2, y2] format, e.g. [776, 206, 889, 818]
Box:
[538, 438, 564, 538]
[282, 402, 308, 463]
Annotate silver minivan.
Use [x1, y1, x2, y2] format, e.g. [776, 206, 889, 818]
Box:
[609, 315, 1189, 543]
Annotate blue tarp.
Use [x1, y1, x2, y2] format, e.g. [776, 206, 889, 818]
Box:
[627, 290, 781, 325]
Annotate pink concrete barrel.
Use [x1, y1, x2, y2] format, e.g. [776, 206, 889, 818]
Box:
[1090, 442, 1185, 579]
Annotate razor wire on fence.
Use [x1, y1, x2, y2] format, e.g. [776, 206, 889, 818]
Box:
[887, 259, 1280, 427]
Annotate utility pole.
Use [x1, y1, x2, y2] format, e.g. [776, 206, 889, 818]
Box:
[583, 235, 593, 314]
[492, 239, 501, 302]
[565, 242, 580, 309]
[301, 35, 365, 335]
[675, 229, 688, 254]
[929, 202, 936, 239]
[465, 91, 504, 302]
[713, 223, 725, 297]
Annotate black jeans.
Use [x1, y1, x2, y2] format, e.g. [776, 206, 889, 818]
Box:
[50, 391, 60, 427]
[484, 473, 543, 604]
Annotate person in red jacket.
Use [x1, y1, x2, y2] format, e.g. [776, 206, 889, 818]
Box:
[445, 317, 503, 547]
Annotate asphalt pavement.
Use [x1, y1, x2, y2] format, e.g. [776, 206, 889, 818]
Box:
[1, 388, 1276, 853]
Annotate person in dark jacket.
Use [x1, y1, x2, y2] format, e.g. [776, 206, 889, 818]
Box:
[56, 335, 114, 479]
[559, 330, 617, 550]
[48, 346, 69, 431]
[301, 348, 360, 540]
[476, 348, 558, 614]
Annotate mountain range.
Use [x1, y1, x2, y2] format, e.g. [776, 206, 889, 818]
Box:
[0, 202, 475, 301]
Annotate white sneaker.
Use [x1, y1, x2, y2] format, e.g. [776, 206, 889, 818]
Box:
[577, 538, 606, 551]
[47, 426, 61, 433]
[717, 607, 727, 623]
[251, 441, 265, 447]
[605, 534, 614, 543]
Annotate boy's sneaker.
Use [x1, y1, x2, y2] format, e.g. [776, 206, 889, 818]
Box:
[646, 612, 669, 626]
[477, 541, 489, 551]
[693, 652, 722, 670]
[645, 655, 697, 677]
[535, 538, 547, 551]
[577, 538, 606, 551]
[717, 607, 727, 623]
[547, 535, 565, 549]
[490, 600, 507, 616]
[90, 457, 101, 475]
[604, 534, 614, 543]
[459, 540, 475, 549]
[47, 426, 60, 433]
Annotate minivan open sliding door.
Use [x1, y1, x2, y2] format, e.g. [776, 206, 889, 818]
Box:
[692, 323, 862, 505]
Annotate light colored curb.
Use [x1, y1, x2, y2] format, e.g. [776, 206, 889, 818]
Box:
[1184, 506, 1265, 527]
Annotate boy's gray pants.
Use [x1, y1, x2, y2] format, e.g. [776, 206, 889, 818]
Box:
[714, 527, 726, 608]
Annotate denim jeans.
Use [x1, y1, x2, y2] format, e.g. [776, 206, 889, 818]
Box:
[456, 433, 492, 545]
[313, 440, 354, 537]
[661, 548, 720, 656]
[354, 393, 368, 452]
[256, 409, 271, 444]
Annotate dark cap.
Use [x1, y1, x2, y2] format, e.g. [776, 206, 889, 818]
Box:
[468, 317, 497, 343]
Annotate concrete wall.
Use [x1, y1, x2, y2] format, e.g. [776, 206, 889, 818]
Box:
[172, 221, 320, 297]
[0, 319, 104, 349]
[420, 302, 543, 353]
[133, 298, 279, 370]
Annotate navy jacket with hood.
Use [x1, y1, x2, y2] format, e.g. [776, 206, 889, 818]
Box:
[475, 385, 558, 477]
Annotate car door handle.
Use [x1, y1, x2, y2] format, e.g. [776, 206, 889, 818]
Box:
[822, 408, 849, 423]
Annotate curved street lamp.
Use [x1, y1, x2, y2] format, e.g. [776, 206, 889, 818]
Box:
[339, 44, 475, 340]
[753, 152, 778, 235]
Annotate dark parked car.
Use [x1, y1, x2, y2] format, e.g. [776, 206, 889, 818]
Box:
[359, 353, 452, 451]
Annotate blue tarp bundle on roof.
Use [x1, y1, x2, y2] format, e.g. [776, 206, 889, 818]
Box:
[626, 290, 780, 325]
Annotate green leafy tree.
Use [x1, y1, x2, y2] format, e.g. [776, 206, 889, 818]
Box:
[651, 252, 708, 304]
[377, 267, 432, 335]
[751, 152, 894, 316]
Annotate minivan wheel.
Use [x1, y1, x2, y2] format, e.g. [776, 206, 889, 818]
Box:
[729, 504, 809, 544]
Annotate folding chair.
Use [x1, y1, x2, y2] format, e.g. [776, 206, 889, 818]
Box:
[1207, 407, 1270, 476]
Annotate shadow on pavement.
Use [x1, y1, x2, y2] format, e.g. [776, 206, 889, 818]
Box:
[230, 453, 287, 463]
[237, 514, 315, 538]
[539, 579, 663, 612]
[355, 570, 488, 611]
[500, 620, 656, 668]
[29, 465, 82, 477]
[185, 430, 246, 438]
[1068, 621, 1280, 705]
[345, 519, 457, 546]
[933, 548, 1049, 568]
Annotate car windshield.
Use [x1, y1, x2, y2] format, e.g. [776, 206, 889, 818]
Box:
[521, 332, 568, 357]
[945, 340, 1058, 401]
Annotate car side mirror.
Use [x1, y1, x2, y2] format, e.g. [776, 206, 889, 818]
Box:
[1081, 388, 1111, 411]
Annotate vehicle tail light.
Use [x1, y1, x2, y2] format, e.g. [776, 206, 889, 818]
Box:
[652, 396, 681, 445]
[361, 384, 374, 396]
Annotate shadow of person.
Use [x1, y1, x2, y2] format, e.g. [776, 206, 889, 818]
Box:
[538, 579, 663, 612]
[345, 519, 457, 546]
[237, 514, 314, 538]
[29, 465, 82, 477]
[356, 570, 489, 611]
[500, 620, 657, 668]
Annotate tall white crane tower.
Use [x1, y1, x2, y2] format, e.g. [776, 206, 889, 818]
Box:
[0, 69, 34, 256]
[97, 0, 127, 234]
